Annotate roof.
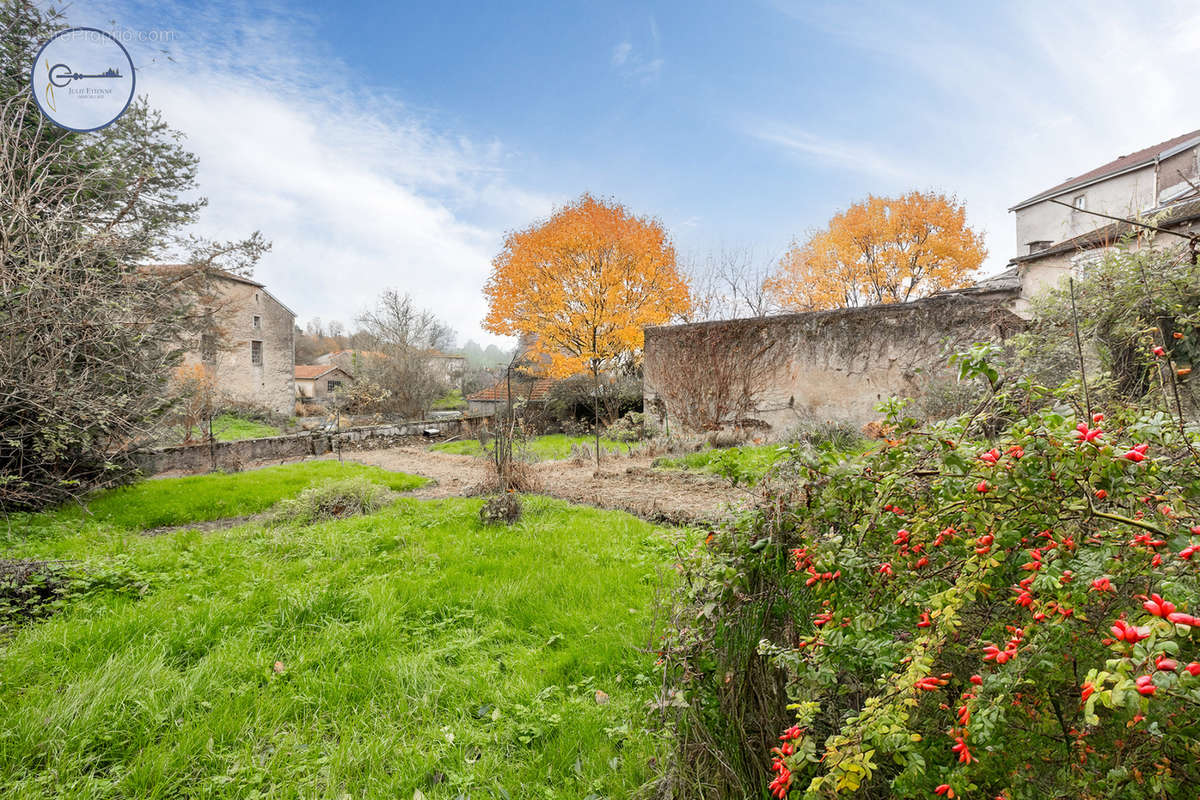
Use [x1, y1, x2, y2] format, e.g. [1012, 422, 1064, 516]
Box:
[1011, 129, 1200, 211]
[468, 376, 556, 403]
[140, 264, 264, 288]
[140, 264, 297, 318]
[972, 266, 1021, 291]
[294, 364, 350, 380]
[1011, 196, 1200, 264]
[426, 350, 466, 360]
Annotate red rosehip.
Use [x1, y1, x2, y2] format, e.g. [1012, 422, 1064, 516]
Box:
[1142, 593, 1176, 618]
[1110, 619, 1151, 643]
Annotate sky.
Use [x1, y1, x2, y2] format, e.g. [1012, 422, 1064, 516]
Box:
[66, 0, 1200, 346]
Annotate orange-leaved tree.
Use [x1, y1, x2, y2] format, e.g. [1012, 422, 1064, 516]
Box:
[483, 193, 690, 465]
[765, 191, 986, 310]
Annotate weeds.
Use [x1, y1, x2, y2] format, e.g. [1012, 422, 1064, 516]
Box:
[0, 470, 680, 799]
[268, 477, 399, 525]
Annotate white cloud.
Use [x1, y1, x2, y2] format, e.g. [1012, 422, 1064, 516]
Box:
[79, 0, 554, 347]
[610, 19, 664, 84]
[755, 0, 1200, 276]
[745, 123, 915, 180]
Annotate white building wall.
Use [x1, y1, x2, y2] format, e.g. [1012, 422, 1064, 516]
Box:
[1014, 166, 1156, 255]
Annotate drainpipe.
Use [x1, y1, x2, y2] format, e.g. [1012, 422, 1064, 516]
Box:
[1154, 157, 1160, 208]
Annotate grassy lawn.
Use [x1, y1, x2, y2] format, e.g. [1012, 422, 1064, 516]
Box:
[212, 413, 283, 442]
[431, 390, 465, 410]
[431, 433, 634, 461]
[172, 414, 284, 445]
[12, 462, 426, 534]
[0, 466, 678, 799]
[654, 444, 786, 484]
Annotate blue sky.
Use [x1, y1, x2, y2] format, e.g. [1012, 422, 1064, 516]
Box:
[71, 0, 1200, 344]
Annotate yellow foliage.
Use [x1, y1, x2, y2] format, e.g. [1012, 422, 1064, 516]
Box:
[765, 191, 986, 311]
[483, 194, 691, 377]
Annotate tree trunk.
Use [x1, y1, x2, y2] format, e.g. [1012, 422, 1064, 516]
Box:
[592, 364, 601, 471]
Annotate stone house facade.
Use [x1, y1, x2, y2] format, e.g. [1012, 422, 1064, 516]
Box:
[165, 268, 296, 416]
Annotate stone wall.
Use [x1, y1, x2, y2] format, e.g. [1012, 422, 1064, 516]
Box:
[643, 290, 1025, 436]
[135, 415, 490, 476]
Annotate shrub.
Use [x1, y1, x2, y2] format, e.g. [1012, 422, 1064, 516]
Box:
[1015, 246, 1199, 408]
[268, 477, 397, 525]
[606, 410, 656, 442]
[479, 492, 521, 525]
[661, 364, 1200, 799]
[0, 557, 150, 632]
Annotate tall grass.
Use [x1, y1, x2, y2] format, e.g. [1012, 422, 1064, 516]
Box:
[0, 466, 682, 798]
[4, 461, 426, 537]
[654, 444, 785, 483]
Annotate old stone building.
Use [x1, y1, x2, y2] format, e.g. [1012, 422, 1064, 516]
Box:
[156, 267, 297, 416]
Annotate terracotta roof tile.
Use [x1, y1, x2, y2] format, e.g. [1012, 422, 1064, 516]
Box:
[468, 377, 555, 403]
[295, 365, 347, 380]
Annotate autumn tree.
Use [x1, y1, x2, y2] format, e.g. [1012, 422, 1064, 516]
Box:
[483, 194, 690, 466]
[765, 191, 986, 311]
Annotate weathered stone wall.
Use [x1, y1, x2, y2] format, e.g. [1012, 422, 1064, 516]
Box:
[134, 415, 490, 475]
[643, 291, 1025, 436]
[179, 277, 296, 416]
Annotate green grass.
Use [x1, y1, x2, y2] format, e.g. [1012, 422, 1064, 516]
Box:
[212, 413, 282, 441]
[431, 433, 634, 461]
[0, 467, 678, 799]
[654, 444, 786, 484]
[11, 461, 426, 534]
[431, 390, 466, 410]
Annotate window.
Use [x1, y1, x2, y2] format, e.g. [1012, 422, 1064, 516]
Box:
[1073, 194, 1086, 211]
[251, 340, 263, 366]
[326, 379, 343, 393]
[252, 314, 261, 329]
[200, 333, 217, 363]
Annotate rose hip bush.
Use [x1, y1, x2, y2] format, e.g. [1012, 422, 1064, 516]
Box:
[661, 387, 1200, 799]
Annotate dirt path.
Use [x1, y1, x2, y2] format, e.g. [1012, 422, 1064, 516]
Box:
[342, 446, 754, 526]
